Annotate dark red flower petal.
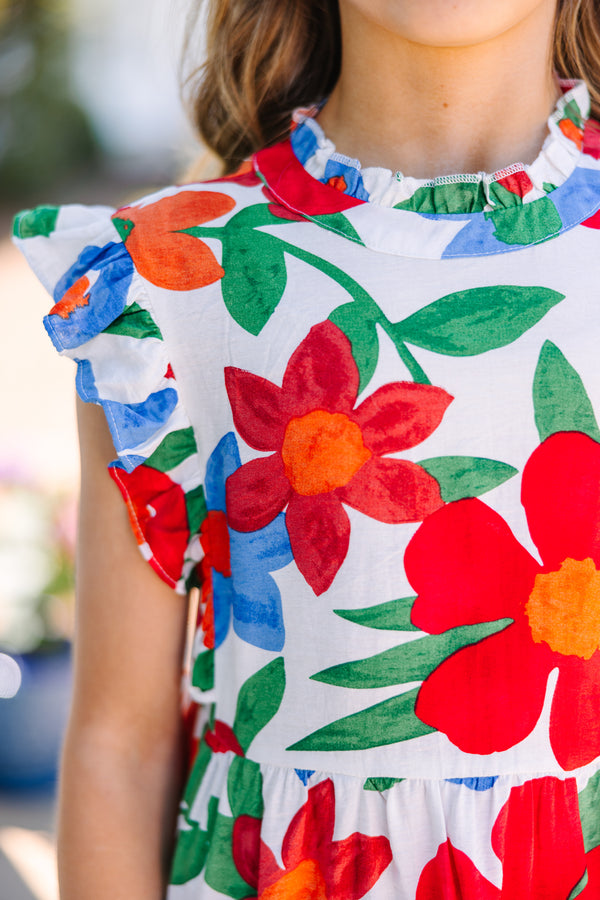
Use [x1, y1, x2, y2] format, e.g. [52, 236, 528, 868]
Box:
[204, 720, 244, 756]
[232, 815, 262, 888]
[282, 322, 359, 417]
[583, 118, 600, 160]
[407, 499, 540, 634]
[415, 625, 554, 754]
[492, 777, 585, 900]
[352, 382, 453, 454]
[416, 839, 499, 900]
[224, 367, 293, 450]
[286, 493, 351, 595]
[281, 779, 336, 870]
[321, 833, 392, 900]
[550, 653, 600, 770]
[522, 432, 600, 569]
[226, 454, 292, 532]
[262, 186, 306, 220]
[337, 457, 443, 524]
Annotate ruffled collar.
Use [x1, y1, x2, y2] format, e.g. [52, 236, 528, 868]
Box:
[253, 79, 600, 259]
[290, 80, 591, 212]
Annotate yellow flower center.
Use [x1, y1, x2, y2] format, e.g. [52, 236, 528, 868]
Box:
[525, 557, 600, 659]
[281, 410, 372, 496]
[260, 859, 327, 900]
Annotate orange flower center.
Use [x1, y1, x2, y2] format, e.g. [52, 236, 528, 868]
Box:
[525, 557, 600, 659]
[260, 859, 327, 900]
[281, 410, 371, 496]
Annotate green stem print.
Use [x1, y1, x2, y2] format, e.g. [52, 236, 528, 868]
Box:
[184, 204, 565, 392]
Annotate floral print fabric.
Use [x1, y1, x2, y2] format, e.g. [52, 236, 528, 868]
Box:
[13, 78, 600, 898]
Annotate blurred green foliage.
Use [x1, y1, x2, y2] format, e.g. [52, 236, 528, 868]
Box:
[1, 0, 100, 200]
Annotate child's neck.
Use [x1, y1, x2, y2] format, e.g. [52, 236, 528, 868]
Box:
[317, 2, 562, 179]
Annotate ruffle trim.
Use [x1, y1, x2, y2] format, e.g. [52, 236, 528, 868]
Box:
[13, 204, 205, 593]
[169, 733, 600, 898]
[292, 79, 591, 213]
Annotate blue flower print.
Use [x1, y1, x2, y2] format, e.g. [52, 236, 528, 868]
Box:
[203, 432, 293, 652]
[44, 242, 133, 351]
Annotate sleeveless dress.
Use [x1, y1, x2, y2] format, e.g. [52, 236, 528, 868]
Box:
[14, 78, 600, 898]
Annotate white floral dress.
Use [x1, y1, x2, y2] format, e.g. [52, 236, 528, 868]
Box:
[14, 79, 600, 898]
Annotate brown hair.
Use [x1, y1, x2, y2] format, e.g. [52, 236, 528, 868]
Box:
[554, 0, 600, 121]
[183, 0, 600, 175]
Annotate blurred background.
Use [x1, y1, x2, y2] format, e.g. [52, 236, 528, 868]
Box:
[0, 0, 202, 895]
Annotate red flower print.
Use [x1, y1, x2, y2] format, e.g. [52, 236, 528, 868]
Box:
[261, 185, 306, 221]
[417, 777, 585, 899]
[110, 464, 189, 588]
[495, 169, 534, 199]
[111, 190, 235, 290]
[232, 779, 392, 899]
[406, 431, 600, 769]
[198, 509, 232, 649]
[225, 321, 450, 595]
[583, 118, 600, 160]
[204, 720, 244, 756]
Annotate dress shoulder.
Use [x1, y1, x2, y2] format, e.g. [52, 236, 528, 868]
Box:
[12, 188, 244, 593]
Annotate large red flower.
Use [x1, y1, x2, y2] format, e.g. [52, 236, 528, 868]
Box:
[111, 190, 235, 290]
[110, 463, 190, 588]
[225, 321, 451, 594]
[406, 431, 600, 770]
[232, 778, 392, 899]
[417, 777, 586, 899]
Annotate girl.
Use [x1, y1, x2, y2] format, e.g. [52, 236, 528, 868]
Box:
[14, 0, 600, 896]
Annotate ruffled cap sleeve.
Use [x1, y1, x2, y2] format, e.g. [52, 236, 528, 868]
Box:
[13, 203, 205, 593]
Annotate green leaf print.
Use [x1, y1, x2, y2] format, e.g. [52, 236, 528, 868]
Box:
[13, 205, 59, 238]
[577, 769, 600, 854]
[102, 301, 162, 340]
[185, 483, 208, 536]
[334, 596, 420, 632]
[568, 871, 589, 900]
[418, 456, 518, 503]
[363, 777, 404, 791]
[233, 657, 286, 754]
[170, 794, 219, 885]
[392, 285, 565, 356]
[205, 813, 256, 899]
[287, 687, 435, 752]
[144, 427, 197, 473]
[311, 619, 512, 689]
[313, 212, 364, 243]
[485, 196, 562, 245]
[329, 300, 380, 392]
[192, 648, 215, 693]
[220, 230, 287, 335]
[227, 756, 264, 819]
[393, 181, 488, 214]
[533, 341, 600, 443]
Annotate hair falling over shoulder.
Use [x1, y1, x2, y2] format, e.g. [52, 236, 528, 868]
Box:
[182, 0, 600, 175]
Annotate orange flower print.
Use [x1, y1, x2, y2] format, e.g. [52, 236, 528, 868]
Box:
[111, 190, 235, 290]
